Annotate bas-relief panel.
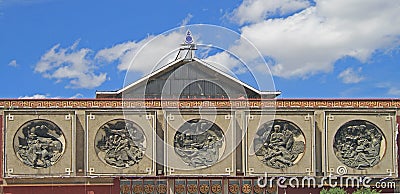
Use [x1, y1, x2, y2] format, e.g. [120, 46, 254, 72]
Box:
[95, 119, 146, 168]
[166, 113, 235, 175]
[4, 111, 74, 177]
[86, 112, 155, 175]
[253, 119, 305, 169]
[325, 113, 396, 177]
[13, 119, 65, 168]
[333, 120, 385, 170]
[246, 112, 314, 175]
[2, 109, 398, 178]
[173, 119, 225, 168]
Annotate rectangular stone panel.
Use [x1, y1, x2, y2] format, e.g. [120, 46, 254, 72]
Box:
[325, 111, 397, 177]
[245, 111, 315, 176]
[165, 111, 235, 175]
[3, 110, 75, 177]
[86, 111, 155, 176]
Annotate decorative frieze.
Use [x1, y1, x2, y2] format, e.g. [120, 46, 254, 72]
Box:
[1, 99, 400, 108]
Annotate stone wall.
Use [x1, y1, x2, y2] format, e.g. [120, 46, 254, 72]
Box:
[0, 100, 398, 193]
[1, 107, 398, 179]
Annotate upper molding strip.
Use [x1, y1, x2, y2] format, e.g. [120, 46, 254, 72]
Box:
[0, 99, 399, 109]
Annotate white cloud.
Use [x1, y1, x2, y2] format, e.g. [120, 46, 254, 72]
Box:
[8, 59, 18, 67]
[388, 87, 400, 96]
[230, 0, 400, 79]
[373, 82, 400, 96]
[205, 52, 239, 69]
[338, 67, 364, 84]
[95, 14, 194, 74]
[35, 40, 107, 89]
[19, 94, 53, 99]
[70, 93, 84, 99]
[230, 0, 311, 25]
[180, 13, 193, 26]
[96, 31, 182, 74]
[95, 40, 148, 71]
[204, 52, 245, 75]
[36, 25, 188, 90]
[18, 93, 83, 99]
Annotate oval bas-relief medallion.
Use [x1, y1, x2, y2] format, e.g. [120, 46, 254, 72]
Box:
[333, 120, 386, 170]
[13, 119, 66, 168]
[95, 119, 146, 168]
[174, 119, 225, 168]
[253, 119, 306, 169]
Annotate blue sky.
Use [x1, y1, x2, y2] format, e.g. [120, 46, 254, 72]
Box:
[1, 0, 400, 99]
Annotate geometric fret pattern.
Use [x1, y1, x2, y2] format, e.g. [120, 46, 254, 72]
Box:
[1, 99, 400, 108]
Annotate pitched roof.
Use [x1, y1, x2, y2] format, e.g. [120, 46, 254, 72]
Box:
[96, 57, 281, 99]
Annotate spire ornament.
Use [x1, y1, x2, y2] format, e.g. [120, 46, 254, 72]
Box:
[176, 30, 197, 60]
[185, 30, 194, 44]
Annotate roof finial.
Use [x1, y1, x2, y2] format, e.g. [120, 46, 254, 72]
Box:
[185, 30, 194, 44]
[176, 30, 197, 61]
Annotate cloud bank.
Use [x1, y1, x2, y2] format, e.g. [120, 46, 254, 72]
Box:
[33, 1, 400, 92]
[231, 0, 400, 79]
[35, 40, 107, 89]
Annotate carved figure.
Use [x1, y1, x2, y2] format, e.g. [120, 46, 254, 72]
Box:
[254, 119, 305, 169]
[174, 119, 225, 168]
[95, 119, 146, 168]
[13, 119, 65, 168]
[333, 120, 385, 169]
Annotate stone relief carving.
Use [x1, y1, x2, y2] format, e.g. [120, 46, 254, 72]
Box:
[253, 119, 305, 169]
[333, 120, 385, 170]
[95, 119, 146, 168]
[174, 119, 225, 168]
[13, 119, 66, 168]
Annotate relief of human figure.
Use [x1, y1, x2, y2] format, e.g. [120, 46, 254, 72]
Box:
[174, 119, 225, 168]
[14, 120, 65, 168]
[95, 120, 146, 168]
[333, 120, 384, 170]
[254, 120, 305, 169]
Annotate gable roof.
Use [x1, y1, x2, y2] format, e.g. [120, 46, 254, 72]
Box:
[96, 57, 281, 99]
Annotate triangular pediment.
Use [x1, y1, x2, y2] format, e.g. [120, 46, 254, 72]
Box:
[96, 58, 280, 99]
